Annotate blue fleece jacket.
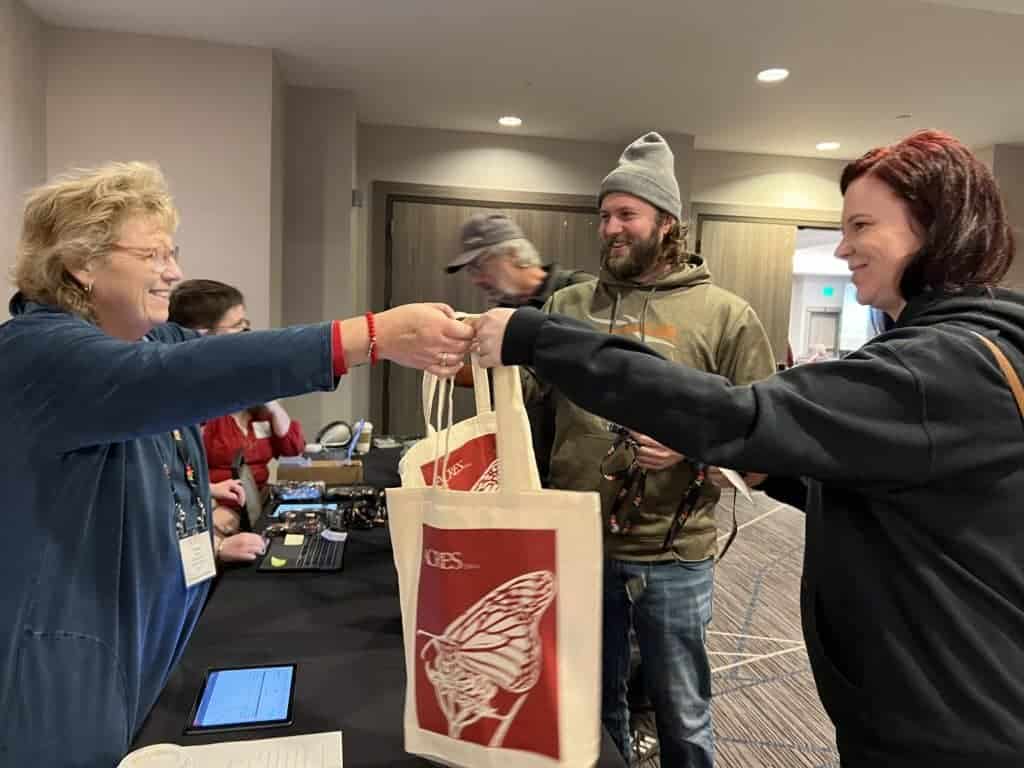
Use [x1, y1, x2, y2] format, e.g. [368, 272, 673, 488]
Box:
[0, 295, 336, 768]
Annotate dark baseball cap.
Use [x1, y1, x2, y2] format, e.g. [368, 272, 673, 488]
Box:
[446, 213, 526, 273]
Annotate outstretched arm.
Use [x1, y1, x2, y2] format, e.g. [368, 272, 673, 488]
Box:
[7, 303, 473, 454]
[474, 307, 932, 487]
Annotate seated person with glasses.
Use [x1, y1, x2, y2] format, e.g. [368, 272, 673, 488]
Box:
[169, 279, 306, 563]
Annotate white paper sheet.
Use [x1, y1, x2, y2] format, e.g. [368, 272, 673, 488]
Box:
[716, 467, 752, 502]
[184, 732, 342, 768]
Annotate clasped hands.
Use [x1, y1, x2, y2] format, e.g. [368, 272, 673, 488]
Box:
[374, 304, 527, 376]
[372, 304, 512, 378]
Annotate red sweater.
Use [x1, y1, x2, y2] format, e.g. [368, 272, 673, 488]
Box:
[204, 414, 306, 507]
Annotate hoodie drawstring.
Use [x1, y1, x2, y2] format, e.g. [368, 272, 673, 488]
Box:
[639, 286, 656, 343]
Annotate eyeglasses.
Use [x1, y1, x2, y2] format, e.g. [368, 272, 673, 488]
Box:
[211, 319, 251, 334]
[112, 243, 181, 273]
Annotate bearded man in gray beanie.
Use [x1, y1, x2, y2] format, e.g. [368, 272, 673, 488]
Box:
[517, 132, 776, 766]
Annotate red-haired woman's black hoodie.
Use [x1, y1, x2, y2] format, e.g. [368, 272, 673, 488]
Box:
[502, 289, 1024, 767]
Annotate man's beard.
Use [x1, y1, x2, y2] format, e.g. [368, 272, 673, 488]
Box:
[601, 229, 664, 281]
[484, 274, 524, 306]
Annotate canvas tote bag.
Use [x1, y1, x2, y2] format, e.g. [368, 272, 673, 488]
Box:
[387, 362, 603, 768]
[398, 358, 499, 491]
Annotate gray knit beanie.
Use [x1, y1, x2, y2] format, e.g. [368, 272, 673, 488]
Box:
[599, 132, 681, 220]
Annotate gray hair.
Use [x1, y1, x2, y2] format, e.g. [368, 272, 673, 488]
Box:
[485, 238, 541, 268]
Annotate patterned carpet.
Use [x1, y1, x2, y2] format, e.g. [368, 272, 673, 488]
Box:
[708, 490, 838, 768]
[634, 490, 840, 767]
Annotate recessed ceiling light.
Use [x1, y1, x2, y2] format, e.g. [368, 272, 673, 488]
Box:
[498, 116, 523, 127]
[816, 141, 841, 151]
[756, 68, 789, 84]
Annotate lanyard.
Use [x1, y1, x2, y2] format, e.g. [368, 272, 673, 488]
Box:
[600, 429, 708, 548]
[661, 463, 706, 551]
[161, 429, 209, 539]
[601, 430, 646, 535]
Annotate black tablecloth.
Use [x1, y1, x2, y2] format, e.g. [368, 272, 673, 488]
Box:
[349, 445, 404, 489]
[133, 526, 623, 766]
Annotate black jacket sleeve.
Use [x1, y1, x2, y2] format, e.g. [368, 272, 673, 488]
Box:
[502, 308, 938, 487]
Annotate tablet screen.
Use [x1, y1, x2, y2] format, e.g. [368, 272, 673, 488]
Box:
[186, 664, 296, 733]
[271, 502, 337, 519]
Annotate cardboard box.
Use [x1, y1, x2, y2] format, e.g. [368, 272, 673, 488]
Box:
[276, 458, 363, 485]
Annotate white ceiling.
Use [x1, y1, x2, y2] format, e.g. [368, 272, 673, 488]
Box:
[24, 0, 1024, 158]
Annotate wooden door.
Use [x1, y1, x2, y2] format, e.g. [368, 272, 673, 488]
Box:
[699, 220, 797, 363]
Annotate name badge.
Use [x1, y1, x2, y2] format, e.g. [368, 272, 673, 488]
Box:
[252, 420, 272, 439]
[180, 530, 217, 588]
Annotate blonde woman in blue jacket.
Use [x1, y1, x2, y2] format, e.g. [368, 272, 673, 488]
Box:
[0, 162, 472, 768]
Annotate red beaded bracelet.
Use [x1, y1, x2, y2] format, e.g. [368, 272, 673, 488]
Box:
[365, 311, 379, 365]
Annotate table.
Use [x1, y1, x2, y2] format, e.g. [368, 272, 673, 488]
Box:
[134, 496, 623, 765]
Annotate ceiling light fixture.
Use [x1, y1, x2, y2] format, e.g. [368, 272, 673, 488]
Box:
[756, 68, 789, 84]
[498, 116, 523, 127]
[816, 141, 841, 151]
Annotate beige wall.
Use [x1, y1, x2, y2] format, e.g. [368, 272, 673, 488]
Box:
[282, 86, 359, 434]
[46, 28, 276, 329]
[361, 124, 619, 197]
[270, 56, 284, 329]
[0, 0, 46, 321]
[359, 124, 695, 207]
[692, 150, 846, 212]
[975, 145, 995, 171]
[993, 144, 1024, 289]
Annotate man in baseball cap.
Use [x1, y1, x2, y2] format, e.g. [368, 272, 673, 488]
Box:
[447, 212, 589, 308]
[447, 213, 591, 484]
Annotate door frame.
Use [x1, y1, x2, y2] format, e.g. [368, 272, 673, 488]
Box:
[690, 201, 841, 254]
[691, 201, 842, 366]
[805, 307, 841, 355]
[370, 181, 596, 431]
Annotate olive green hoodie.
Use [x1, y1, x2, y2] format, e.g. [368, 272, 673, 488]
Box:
[526, 256, 775, 561]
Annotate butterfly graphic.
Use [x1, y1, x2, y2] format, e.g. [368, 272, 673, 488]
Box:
[417, 570, 556, 745]
[470, 460, 500, 493]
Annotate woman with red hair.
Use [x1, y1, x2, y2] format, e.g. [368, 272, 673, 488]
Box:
[474, 131, 1023, 766]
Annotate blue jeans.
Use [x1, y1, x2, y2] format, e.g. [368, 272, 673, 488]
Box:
[602, 557, 715, 767]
